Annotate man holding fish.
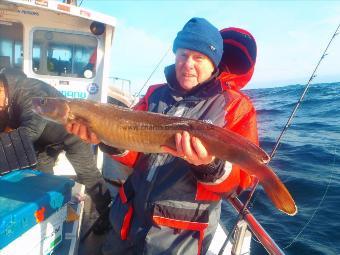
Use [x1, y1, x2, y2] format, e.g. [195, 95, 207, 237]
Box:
[37, 17, 296, 254]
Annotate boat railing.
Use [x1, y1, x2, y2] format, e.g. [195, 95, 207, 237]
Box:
[107, 76, 132, 95]
[228, 196, 285, 255]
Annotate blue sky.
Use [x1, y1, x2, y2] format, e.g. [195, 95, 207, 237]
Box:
[82, 1, 340, 94]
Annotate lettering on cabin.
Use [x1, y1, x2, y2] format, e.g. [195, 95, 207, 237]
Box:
[17, 9, 39, 16]
[60, 90, 87, 99]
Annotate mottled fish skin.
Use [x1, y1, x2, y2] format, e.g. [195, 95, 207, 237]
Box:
[32, 97, 297, 216]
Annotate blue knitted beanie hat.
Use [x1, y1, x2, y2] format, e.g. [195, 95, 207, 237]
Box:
[173, 17, 223, 68]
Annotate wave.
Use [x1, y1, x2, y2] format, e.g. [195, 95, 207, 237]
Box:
[256, 108, 285, 115]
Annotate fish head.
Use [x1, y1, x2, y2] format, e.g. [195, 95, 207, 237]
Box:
[32, 97, 70, 124]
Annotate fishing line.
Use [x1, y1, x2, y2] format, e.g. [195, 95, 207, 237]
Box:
[252, 23, 339, 250]
[218, 179, 259, 255]
[270, 23, 340, 159]
[219, 23, 339, 254]
[251, 22, 339, 201]
[283, 146, 337, 250]
[133, 46, 171, 103]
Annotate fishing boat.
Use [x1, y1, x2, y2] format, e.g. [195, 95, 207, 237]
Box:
[0, 0, 286, 254]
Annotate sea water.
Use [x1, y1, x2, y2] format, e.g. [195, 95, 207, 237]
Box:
[220, 82, 340, 255]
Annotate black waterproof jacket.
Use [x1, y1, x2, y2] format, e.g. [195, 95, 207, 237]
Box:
[0, 68, 110, 214]
[1, 68, 69, 147]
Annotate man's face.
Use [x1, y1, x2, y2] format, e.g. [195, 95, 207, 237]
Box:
[0, 81, 8, 131]
[175, 48, 215, 91]
[0, 81, 6, 111]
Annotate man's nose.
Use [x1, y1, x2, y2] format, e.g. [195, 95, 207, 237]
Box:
[183, 57, 194, 69]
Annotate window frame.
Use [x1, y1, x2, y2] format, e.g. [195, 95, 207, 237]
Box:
[30, 27, 99, 79]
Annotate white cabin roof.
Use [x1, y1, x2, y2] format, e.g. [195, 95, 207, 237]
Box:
[2, 0, 116, 27]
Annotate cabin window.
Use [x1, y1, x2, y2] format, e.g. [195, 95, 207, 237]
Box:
[0, 21, 23, 69]
[32, 30, 98, 78]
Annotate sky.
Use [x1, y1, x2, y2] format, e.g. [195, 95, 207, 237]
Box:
[81, 0, 340, 94]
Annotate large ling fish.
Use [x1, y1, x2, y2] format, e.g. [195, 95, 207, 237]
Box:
[32, 97, 297, 216]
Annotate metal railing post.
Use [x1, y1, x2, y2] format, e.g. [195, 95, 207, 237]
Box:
[228, 197, 285, 255]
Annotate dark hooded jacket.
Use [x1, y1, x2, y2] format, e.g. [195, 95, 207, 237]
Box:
[0, 68, 111, 215]
[0, 68, 71, 147]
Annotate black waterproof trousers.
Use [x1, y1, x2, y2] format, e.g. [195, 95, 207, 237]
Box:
[35, 136, 111, 216]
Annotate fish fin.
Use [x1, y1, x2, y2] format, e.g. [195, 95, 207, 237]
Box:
[193, 122, 295, 214]
[72, 116, 91, 127]
[66, 204, 80, 222]
[259, 164, 298, 216]
[163, 122, 191, 130]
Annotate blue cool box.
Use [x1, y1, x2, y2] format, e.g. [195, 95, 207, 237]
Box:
[0, 170, 74, 249]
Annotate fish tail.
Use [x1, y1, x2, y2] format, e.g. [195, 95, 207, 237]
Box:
[259, 164, 298, 216]
[194, 122, 297, 215]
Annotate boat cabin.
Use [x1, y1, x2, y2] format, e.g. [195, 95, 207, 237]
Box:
[0, 0, 115, 103]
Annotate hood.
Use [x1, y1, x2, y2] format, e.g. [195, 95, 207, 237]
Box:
[218, 27, 257, 90]
[0, 67, 27, 99]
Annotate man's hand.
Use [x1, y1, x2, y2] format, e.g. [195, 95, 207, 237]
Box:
[4, 127, 13, 133]
[162, 131, 215, 166]
[65, 122, 100, 144]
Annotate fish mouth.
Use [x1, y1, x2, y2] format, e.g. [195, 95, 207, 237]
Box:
[31, 97, 44, 115]
[31, 97, 70, 125]
[32, 97, 44, 106]
[32, 105, 42, 115]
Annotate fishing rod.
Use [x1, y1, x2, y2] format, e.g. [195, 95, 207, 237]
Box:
[132, 47, 171, 106]
[270, 23, 340, 159]
[218, 179, 260, 255]
[219, 23, 340, 255]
